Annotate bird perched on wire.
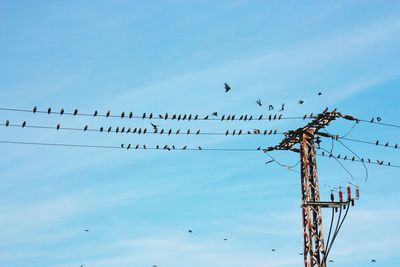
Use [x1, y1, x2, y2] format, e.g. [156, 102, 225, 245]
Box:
[129, 112, 133, 119]
[93, 110, 98, 117]
[47, 107, 51, 114]
[33, 106, 37, 113]
[60, 108, 64, 115]
[376, 117, 382, 122]
[121, 112, 125, 118]
[56, 124, 60, 130]
[224, 82, 231, 92]
[256, 99, 262, 107]
[5, 120, 9, 127]
[106, 110, 110, 117]
[83, 125, 88, 131]
[22, 121, 26, 128]
[74, 109, 78, 116]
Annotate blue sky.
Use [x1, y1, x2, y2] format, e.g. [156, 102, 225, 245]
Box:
[0, 1, 400, 266]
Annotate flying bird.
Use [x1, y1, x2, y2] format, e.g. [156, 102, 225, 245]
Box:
[224, 82, 231, 92]
[298, 100, 304, 104]
[318, 92, 322, 96]
[371, 259, 376, 263]
[272, 249, 276, 252]
[256, 99, 262, 107]
[279, 103, 285, 112]
[268, 104, 274, 111]
[212, 112, 218, 117]
[84, 229, 90, 232]
[151, 123, 159, 130]
[224, 238, 228, 241]
[188, 230, 192, 234]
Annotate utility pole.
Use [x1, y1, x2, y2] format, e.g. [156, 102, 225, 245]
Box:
[264, 110, 350, 267]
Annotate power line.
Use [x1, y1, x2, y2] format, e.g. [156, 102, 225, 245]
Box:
[0, 139, 263, 152]
[0, 106, 310, 122]
[0, 122, 285, 136]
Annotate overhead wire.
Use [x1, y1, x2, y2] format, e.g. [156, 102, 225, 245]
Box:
[0, 121, 285, 136]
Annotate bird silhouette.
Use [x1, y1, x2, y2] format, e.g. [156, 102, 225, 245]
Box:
[328, 259, 334, 263]
[121, 112, 125, 118]
[100, 126, 103, 132]
[129, 112, 133, 119]
[142, 113, 146, 119]
[188, 230, 192, 234]
[204, 115, 209, 120]
[60, 108, 64, 115]
[47, 107, 51, 114]
[182, 146, 187, 150]
[212, 112, 218, 117]
[318, 92, 322, 96]
[135, 144, 140, 149]
[196, 130, 200, 135]
[258, 115, 263, 120]
[224, 238, 228, 241]
[151, 123, 159, 130]
[85, 229, 90, 232]
[108, 127, 112, 133]
[57, 124, 60, 130]
[121, 127, 125, 133]
[198, 146, 202, 150]
[149, 113, 153, 119]
[268, 104, 274, 111]
[106, 110, 110, 117]
[93, 110, 98, 117]
[176, 129, 180, 135]
[84, 125, 88, 131]
[272, 249, 276, 252]
[5, 120, 9, 127]
[279, 103, 285, 112]
[116, 127, 119, 133]
[371, 259, 376, 263]
[221, 115, 225, 121]
[165, 113, 169, 120]
[22, 121, 26, 128]
[376, 117, 382, 122]
[127, 144, 131, 150]
[194, 114, 199, 120]
[33, 106, 37, 113]
[298, 100, 304, 104]
[256, 99, 262, 107]
[224, 82, 231, 92]
[74, 109, 78, 116]
[172, 114, 177, 120]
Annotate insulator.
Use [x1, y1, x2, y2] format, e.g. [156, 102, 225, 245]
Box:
[347, 185, 351, 200]
[355, 187, 360, 199]
[338, 188, 343, 202]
